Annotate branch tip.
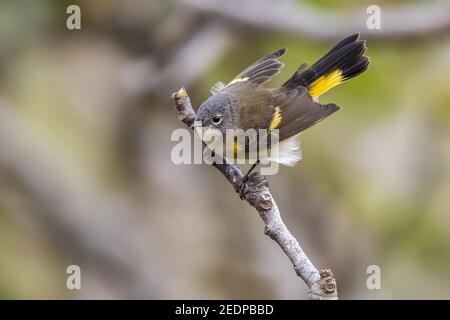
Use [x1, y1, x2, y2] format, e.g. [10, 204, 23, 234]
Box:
[177, 87, 188, 98]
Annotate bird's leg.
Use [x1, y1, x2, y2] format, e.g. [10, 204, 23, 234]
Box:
[236, 160, 260, 199]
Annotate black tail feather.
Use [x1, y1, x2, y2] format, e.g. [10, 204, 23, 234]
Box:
[283, 33, 369, 91]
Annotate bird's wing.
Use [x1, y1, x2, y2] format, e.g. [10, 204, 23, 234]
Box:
[267, 87, 340, 140]
[211, 48, 286, 95]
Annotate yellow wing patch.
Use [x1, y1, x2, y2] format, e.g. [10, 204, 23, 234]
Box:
[269, 106, 282, 130]
[308, 69, 343, 98]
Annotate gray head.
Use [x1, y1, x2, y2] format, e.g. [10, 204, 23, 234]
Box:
[194, 92, 238, 135]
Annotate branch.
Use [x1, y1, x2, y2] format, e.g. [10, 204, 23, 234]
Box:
[172, 88, 338, 299]
[177, 0, 450, 40]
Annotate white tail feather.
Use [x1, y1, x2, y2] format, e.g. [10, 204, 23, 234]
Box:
[262, 134, 302, 166]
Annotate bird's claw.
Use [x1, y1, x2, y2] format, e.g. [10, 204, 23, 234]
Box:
[236, 177, 248, 200]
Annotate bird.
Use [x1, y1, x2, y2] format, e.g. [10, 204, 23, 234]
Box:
[192, 33, 370, 196]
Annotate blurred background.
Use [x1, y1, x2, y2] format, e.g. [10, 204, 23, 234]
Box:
[0, 0, 449, 299]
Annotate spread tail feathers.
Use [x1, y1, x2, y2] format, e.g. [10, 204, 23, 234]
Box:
[283, 33, 370, 98]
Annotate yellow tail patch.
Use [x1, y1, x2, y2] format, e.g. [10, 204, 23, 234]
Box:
[308, 69, 343, 98]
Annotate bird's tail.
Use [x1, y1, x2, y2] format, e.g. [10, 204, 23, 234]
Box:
[282, 33, 370, 98]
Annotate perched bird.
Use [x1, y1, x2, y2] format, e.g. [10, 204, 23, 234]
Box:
[193, 33, 370, 195]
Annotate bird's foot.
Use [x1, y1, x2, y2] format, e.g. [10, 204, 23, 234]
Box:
[236, 176, 249, 200]
[235, 172, 269, 200]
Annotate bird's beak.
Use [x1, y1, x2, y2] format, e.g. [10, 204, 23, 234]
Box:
[192, 120, 203, 136]
[194, 126, 203, 138]
[192, 120, 221, 145]
[193, 123, 215, 145]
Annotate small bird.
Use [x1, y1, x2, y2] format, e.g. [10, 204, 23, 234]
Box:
[193, 33, 370, 196]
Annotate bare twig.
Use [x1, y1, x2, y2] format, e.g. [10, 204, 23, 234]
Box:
[172, 88, 338, 299]
[178, 0, 450, 40]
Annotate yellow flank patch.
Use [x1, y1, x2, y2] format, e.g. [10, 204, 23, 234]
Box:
[232, 137, 245, 159]
[233, 139, 239, 159]
[269, 106, 282, 130]
[227, 77, 249, 87]
[308, 69, 343, 98]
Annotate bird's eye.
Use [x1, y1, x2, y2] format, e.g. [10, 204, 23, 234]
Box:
[212, 115, 222, 125]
